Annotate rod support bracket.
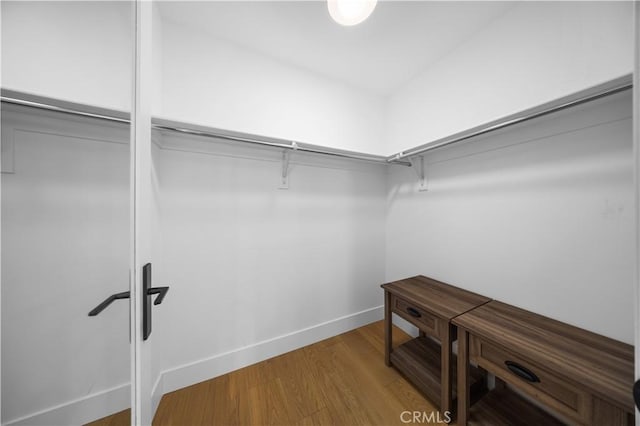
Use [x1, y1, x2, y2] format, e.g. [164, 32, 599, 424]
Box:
[410, 156, 428, 191]
[279, 150, 291, 189]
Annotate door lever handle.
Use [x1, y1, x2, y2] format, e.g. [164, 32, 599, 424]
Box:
[147, 286, 169, 305]
[143, 263, 169, 340]
[88, 286, 169, 317]
[88, 291, 130, 316]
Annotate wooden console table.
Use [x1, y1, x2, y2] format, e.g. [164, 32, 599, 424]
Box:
[454, 300, 635, 425]
[381, 275, 490, 415]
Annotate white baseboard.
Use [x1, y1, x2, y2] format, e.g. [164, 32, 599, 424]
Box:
[151, 373, 164, 416]
[3, 383, 130, 426]
[161, 305, 384, 394]
[3, 306, 383, 426]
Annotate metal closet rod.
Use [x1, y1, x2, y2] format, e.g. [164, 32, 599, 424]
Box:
[387, 74, 633, 163]
[0, 95, 131, 123]
[2, 75, 632, 167]
[151, 120, 401, 165]
[0, 89, 401, 166]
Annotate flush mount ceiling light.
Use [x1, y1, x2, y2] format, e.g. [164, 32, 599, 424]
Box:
[327, 0, 377, 26]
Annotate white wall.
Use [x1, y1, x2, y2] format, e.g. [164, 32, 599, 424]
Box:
[152, 4, 164, 116]
[386, 1, 634, 155]
[386, 92, 634, 344]
[154, 134, 387, 377]
[1, 1, 133, 111]
[1, 106, 131, 425]
[157, 19, 387, 155]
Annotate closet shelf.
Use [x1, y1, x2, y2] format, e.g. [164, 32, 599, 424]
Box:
[0, 88, 406, 166]
[3, 73, 632, 168]
[151, 117, 398, 165]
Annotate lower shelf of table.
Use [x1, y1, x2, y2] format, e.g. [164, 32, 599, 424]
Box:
[468, 387, 565, 426]
[390, 336, 485, 408]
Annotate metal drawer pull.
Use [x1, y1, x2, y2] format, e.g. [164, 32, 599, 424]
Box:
[406, 307, 422, 318]
[505, 361, 540, 383]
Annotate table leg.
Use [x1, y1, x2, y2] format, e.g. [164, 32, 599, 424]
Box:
[457, 328, 470, 426]
[441, 323, 453, 418]
[384, 290, 392, 366]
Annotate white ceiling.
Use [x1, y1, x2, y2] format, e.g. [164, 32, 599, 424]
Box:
[157, 1, 514, 96]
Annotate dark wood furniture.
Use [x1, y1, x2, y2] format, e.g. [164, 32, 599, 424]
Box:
[454, 300, 635, 425]
[381, 275, 491, 415]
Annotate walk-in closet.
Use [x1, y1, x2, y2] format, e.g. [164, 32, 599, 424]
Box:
[1, 1, 639, 425]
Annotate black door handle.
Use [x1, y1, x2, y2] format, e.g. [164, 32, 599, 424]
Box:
[89, 264, 169, 341]
[147, 286, 169, 305]
[88, 285, 168, 317]
[88, 291, 130, 316]
[143, 263, 170, 340]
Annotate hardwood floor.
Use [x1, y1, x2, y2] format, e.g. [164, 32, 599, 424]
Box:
[87, 409, 131, 426]
[88, 321, 438, 426]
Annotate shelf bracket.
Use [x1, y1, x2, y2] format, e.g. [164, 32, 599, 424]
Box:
[279, 147, 293, 189]
[410, 156, 428, 191]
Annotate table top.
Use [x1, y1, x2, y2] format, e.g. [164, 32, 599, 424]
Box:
[381, 275, 490, 320]
[452, 300, 634, 413]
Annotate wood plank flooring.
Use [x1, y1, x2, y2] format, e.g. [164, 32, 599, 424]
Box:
[87, 409, 131, 426]
[88, 321, 439, 426]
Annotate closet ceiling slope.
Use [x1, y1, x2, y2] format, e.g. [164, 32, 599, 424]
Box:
[155, 1, 514, 96]
[385, 1, 634, 155]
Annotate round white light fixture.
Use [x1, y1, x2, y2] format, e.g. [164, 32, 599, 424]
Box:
[327, 0, 377, 26]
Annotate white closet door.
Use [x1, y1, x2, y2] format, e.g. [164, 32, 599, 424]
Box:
[1, 2, 135, 426]
[131, 1, 165, 425]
